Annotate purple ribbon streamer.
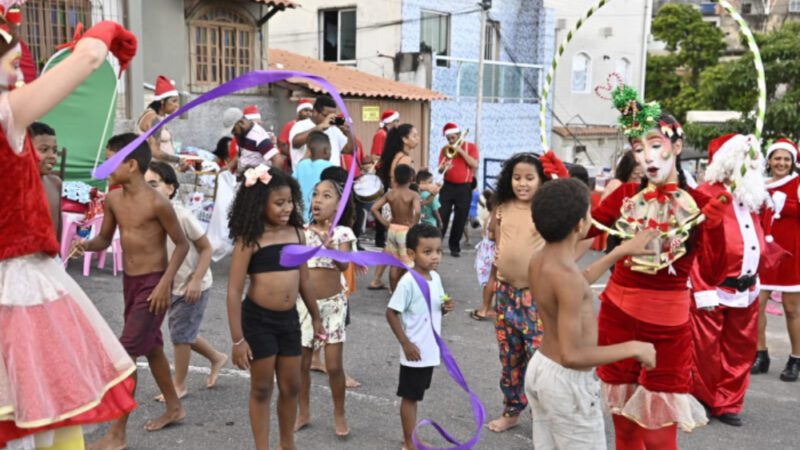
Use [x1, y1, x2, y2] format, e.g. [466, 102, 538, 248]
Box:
[282, 246, 486, 449]
[94, 69, 483, 449]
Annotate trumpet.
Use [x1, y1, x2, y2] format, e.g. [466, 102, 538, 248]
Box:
[439, 129, 469, 174]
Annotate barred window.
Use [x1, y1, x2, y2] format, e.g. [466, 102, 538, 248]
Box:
[18, 0, 92, 73]
[189, 7, 254, 88]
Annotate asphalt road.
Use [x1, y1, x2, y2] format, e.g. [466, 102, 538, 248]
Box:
[70, 241, 800, 449]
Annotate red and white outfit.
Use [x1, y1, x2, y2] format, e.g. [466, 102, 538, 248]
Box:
[689, 133, 770, 417]
[0, 95, 136, 447]
[0, 17, 138, 449]
[591, 183, 726, 432]
[760, 139, 800, 292]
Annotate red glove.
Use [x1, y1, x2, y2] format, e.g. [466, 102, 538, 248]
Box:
[701, 192, 732, 229]
[540, 150, 568, 179]
[83, 21, 138, 73]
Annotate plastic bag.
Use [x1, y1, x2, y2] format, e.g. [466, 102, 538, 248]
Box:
[207, 171, 237, 261]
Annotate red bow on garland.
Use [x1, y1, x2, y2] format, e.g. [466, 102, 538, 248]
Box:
[643, 183, 678, 204]
[646, 218, 670, 232]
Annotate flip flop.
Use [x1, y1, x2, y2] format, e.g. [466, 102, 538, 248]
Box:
[367, 283, 387, 291]
[469, 310, 488, 321]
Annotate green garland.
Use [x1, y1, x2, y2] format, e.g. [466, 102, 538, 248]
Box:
[611, 85, 662, 139]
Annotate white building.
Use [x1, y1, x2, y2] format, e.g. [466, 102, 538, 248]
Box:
[544, 0, 652, 170]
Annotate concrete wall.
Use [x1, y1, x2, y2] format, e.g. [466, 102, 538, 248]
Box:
[267, 0, 402, 79]
[400, 0, 553, 186]
[544, 0, 649, 129]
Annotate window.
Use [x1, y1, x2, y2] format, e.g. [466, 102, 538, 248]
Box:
[18, 0, 92, 73]
[420, 10, 450, 67]
[741, 3, 752, 14]
[571, 52, 591, 93]
[321, 9, 356, 63]
[485, 20, 500, 60]
[790, 0, 800, 13]
[615, 57, 631, 83]
[189, 7, 255, 87]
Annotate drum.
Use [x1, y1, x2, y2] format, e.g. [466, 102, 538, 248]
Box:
[354, 174, 384, 202]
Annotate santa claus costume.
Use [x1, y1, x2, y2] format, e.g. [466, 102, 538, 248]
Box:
[590, 85, 729, 450]
[755, 138, 800, 382]
[0, 7, 138, 449]
[689, 133, 770, 427]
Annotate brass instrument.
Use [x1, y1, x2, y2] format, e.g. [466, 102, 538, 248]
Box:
[439, 129, 469, 174]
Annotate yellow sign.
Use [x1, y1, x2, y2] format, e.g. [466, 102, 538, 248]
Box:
[362, 106, 380, 122]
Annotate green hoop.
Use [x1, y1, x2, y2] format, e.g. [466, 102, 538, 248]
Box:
[539, 0, 767, 166]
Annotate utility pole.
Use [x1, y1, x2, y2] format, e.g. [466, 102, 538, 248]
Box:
[475, 0, 491, 151]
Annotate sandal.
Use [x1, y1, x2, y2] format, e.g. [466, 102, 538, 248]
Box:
[367, 283, 387, 291]
[469, 310, 488, 321]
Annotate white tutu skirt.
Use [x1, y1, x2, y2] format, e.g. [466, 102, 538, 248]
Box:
[0, 254, 136, 447]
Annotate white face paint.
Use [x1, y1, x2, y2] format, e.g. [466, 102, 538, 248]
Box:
[0, 43, 23, 92]
[631, 130, 680, 186]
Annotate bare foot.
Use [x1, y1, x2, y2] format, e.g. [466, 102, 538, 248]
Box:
[334, 413, 349, 437]
[345, 373, 361, 388]
[487, 415, 520, 433]
[294, 413, 311, 431]
[154, 386, 187, 403]
[144, 406, 186, 432]
[86, 433, 127, 450]
[207, 353, 229, 388]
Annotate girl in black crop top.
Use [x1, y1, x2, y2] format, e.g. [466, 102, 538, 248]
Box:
[225, 165, 324, 450]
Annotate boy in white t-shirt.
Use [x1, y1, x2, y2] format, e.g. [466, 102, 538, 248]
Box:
[145, 162, 229, 400]
[386, 224, 454, 450]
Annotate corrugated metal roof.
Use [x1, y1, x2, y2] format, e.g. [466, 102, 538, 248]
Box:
[268, 49, 446, 101]
[249, 0, 298, 8]
[553, 126, 620, 138]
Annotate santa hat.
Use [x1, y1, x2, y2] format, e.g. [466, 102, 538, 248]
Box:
[380, 109, 399, 127]
[443, 122, 460, 136]
[706, 133, 767, 212]
[296, 99, 313, 113]
[243, 105, 261, 121]
[153, 75, 178, 101]
[766, 138, 799, 167]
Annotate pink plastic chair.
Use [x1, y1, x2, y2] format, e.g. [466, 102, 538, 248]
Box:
[60, 211, 86, 261]
[63, 215, 122, 277]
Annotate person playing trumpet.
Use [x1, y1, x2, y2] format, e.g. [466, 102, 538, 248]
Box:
[437, 122, 479, 257]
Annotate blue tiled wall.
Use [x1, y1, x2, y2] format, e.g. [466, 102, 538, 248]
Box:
[401, 0, 553, 187]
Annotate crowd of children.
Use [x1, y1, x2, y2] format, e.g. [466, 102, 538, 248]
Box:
[9, 15, 796, 450]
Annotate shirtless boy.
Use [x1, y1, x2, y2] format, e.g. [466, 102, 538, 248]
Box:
[371, 164, 421, 291]
[73, 133, 190, 450]
[29, 122, 61, 241]
[525, 179, 656, 449]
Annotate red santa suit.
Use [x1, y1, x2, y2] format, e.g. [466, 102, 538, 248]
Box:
[760, 139, 800, 291]
[591, 181, 727, 433]
[689, 134, 769, 418]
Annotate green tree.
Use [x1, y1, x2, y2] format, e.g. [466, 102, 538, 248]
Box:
[651, 3, 725, 86]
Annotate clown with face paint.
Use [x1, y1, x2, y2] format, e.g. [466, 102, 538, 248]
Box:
[589, 86, 732, 449]
[0, 4, 139, 449]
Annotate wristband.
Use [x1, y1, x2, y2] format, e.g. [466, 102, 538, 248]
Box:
[233, 338, 245, 346]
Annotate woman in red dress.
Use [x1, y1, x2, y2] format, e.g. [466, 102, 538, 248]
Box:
[0, 12, 139, 449]
[754, 138, 800, 382]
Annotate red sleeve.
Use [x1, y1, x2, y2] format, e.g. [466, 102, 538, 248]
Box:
[278, 121, 294, 145]
[371, 130, 386, 156]
[469, 142, 479, 159]
[690, 186, 727, 289]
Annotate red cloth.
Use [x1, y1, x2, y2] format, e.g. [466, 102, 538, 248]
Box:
[601, 282, 691, 327]
[278, 119, 296, 146]
[371, 128, 387, 157]
[438, 141, 479, 185]
[121, 271, 166, 357]
[19, 40, 37, 82]
[690, 301, 758, 416]
[690, 182, 766, 307]
[0, 376, 137, 448]
[0, 130, 59, 260]
[341, 137, 365, 179]
[597, 299, 692, 394]
[760, 174, 800, 289]
[590, 183, 727, 292]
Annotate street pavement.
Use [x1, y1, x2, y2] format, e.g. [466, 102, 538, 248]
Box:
[71, 240, 799, 449]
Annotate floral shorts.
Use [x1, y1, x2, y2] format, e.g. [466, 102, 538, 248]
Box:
[297, 290, 348, 349]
